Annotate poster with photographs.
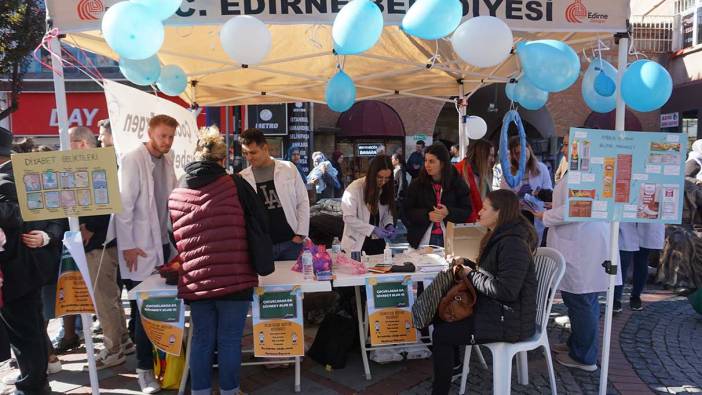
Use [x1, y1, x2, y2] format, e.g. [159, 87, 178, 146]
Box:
[11, 147, 122, 221]
[565, 128, 685, 224]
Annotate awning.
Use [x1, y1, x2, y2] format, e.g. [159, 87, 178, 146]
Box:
[337, 100, 404, 138]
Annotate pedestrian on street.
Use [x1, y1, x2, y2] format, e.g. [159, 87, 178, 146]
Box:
[406, 140, 426, 178]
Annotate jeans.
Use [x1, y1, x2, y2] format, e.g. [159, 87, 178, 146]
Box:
[562, 291, 600, 365]
[615, 248, 653, 303]
[431, 317, 474, 395]
[272, 240, 303, 261]
[0, 289, 49, 393]
[124, 280, 154, 370]
[189, 300, 250, 395]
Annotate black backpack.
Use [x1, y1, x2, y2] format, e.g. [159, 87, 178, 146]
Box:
[308, 312, 357, 369]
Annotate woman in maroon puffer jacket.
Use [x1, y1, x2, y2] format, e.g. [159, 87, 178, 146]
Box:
[168, 127, 257, 395]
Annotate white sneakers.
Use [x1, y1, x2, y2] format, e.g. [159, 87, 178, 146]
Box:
[91, 348, 126, 371]
[47, 359, 62, 374]
[136, 369, 161, 394]
[554, 352, 598, 372]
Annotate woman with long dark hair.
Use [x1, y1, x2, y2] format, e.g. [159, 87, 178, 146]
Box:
[432, 189, 538, 395]
[404, 143, 472, 248]
[455, 140, 496, 222]
[341, 155, 396, 255]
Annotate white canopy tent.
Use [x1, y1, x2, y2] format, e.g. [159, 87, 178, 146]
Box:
[44, 1, 631, 394]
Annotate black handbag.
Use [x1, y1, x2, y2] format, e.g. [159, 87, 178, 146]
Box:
[231, 174, 275, 276]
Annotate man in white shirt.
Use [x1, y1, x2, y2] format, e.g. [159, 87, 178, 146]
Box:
[239, 129, 310, 261]
[114, 115, 178, 394]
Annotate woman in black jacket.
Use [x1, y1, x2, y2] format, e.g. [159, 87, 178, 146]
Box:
[432, 189, 538, 395]
[404, 143, 471, 248]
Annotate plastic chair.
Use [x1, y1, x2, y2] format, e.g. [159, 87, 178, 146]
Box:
[459, 247, 566, 395]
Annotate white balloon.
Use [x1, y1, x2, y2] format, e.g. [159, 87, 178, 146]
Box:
[220, 16, 272, 65]
[465, 116, 487, 140]
[451, 16, 513, 68]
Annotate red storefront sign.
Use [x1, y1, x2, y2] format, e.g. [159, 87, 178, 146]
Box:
[10, 92, 205, 136]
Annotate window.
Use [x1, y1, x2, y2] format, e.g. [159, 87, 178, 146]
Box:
[698, 7, 702, 45]
[682, 110, 699, 150]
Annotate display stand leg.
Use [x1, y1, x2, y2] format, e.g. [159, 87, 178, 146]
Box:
[294, 356, 301, 392]
[80, 314, 100, 395]
[354, 286, 372, 380]
[178, 321, 193, 395]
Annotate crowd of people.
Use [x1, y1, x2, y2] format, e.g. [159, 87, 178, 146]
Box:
[0, 118, 700, 395]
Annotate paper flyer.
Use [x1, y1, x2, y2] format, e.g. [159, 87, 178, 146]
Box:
[365, 276, 417, 346]
[55, 232, 96, 317]
[566, 129, 685, 224]
[11, 147, 121, 221]
[136, 292, 185, 356]
[252, 286, 304, 358]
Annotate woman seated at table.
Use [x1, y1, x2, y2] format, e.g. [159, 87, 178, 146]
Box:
[432, 189, 538, 395]
[169, 127, 263, 395]
[341, 155, 396, 255]
[404, 143, 472, 248]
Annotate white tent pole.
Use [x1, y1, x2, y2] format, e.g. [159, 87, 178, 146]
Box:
[599, 33, 628, 395]
[458, 83, 467, 159]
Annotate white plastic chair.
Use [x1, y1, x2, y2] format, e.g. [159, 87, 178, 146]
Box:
[459, 247, 566, 395]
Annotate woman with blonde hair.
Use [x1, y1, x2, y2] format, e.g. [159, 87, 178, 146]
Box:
[169, 126, 268, 395]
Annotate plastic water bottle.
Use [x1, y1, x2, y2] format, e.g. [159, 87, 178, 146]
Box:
[384, 243, 393, 266]
[302, 251, 314, 280]
[331, 237, 341, 264]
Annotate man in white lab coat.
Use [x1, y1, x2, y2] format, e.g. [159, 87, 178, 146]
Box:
[614, 222, 665, 312]
[239, 128, 310, 261]
[535, 176, 613, 372]
[114, 115, 178, 394]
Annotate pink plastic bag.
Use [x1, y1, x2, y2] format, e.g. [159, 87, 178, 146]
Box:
[335, 253, 367, 275]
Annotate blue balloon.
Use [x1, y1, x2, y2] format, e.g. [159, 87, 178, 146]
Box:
[326, 70, 356, 112]
[332, 0, 383, 55]
[119, 56, 161, 86]
[402, 0, 462, 40]
[582, 59, 617, 113]
[132, 0, 183, 21]
[516, 40, 580, 93]
[505, 81, 517, 101]
[594, 71, 616, 97]
[621, 60, 673, 112]
[157, 65, 187, 96]
[101, 2, 164, 60]
[514, 77, 548, 110]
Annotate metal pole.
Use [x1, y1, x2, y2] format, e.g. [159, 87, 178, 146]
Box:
[458, 83, 467, 159]
[599, 34, 628, 395]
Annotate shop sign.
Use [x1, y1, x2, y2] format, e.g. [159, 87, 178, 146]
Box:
[357, 143, 385, 157]
[660, 113, 679, 129]
[247, 104, 288, 135]
[287, 102, 312, 175]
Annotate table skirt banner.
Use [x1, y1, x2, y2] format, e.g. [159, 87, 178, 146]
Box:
[252, 285, 304, 358]
[56, 232, 96, 317]
[366, 275, 417, 346]
[136, 291, 185, 356]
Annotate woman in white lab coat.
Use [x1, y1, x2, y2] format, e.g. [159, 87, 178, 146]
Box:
[615, 222, 665, 312]
[534, 176, 611, 372]
[341, 155, 396, 255]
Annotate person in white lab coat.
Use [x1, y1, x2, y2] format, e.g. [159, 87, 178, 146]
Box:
[534, 176, 611, 372]
[341, 155, 396, 255]
[614, 222, 665, 312]
[114, 114, 178, 394]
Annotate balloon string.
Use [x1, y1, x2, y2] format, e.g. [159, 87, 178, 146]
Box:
[306, 25, 323, 50]
[33, 28, 63, 77]
[427, 40, 440, 69]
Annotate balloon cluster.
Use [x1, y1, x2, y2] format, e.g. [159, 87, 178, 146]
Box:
[103, 0, 188, 95]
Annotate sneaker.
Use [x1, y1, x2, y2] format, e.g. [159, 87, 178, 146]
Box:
[551, 343, 569, 354]
[47, 359, 62, 375]
[554, 316, 571, 329]
[630, 298, 643, 311]
[613, 300, 622, 313]
[1, 373, 19, 386]
[121, 338, 136, 355]
[136, 369, 161, 394]
[555, 352, 598, 372]
[53, 335, 81, 354]
[92, 349, 125, 371]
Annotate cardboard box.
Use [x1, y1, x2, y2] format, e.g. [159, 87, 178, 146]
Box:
[445, 222, 488, 262]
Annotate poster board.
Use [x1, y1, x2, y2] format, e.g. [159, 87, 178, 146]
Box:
[252, 286, 304, 358]
[365, 276, 417, 346]
[12, 147, 121, 221]
[445, 223, 487, 262]
[136, 291, 186, 356]
[56, 232, 96, 317]
[565, 128, 685, 223]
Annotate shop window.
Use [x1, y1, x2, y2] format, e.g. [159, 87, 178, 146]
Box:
[682, 110, 699, 150]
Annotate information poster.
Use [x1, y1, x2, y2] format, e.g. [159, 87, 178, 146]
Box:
[137, 292, 185, 356]
[55, 232, 96, 317]
[286, 102, 312, 176]
[252, 286, 304, 358]
[12, 147, 121, 221]
[365, 276, 417, 346]
[566, 128, 686, 224]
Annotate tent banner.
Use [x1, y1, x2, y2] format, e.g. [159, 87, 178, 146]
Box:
[50, 0, 628, 33]
[103, 80, 198, 178]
